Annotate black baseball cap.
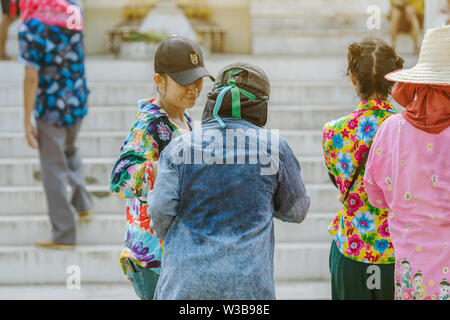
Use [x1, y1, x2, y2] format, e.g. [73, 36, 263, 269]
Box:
[154, 36, 214, 86]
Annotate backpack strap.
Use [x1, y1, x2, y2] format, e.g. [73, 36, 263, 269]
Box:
[342, 149, 370, 202]
[328, 172, 338, 189]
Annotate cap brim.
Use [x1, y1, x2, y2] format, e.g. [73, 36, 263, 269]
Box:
[168, 67, 215, 86]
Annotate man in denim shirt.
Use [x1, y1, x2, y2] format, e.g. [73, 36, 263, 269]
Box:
[148, 63, 311, 299]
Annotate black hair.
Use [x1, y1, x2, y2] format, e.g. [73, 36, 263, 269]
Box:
[155, 73, 169, 94]
[401, 259, 411, 265]
[347, 38, 404, 100]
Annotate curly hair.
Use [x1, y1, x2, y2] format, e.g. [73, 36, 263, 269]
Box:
[347, 38, 404, 100]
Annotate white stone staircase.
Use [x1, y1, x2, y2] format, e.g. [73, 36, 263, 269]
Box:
[251, 0, 418, 55]
[0, 0, 419, 299]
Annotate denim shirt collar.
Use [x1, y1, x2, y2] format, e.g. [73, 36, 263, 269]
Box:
[203, 117, 262, 129]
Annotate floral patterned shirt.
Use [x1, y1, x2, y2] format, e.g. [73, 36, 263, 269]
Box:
[110, 98, 192, 274]
[322, 100, 397, 264]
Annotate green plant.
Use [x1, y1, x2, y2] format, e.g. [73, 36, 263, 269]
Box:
[122, 31, 169, 43]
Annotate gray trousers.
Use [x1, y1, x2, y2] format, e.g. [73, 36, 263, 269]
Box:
[36, 119, 93, 244]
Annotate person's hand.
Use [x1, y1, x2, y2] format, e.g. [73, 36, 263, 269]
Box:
[25, 122, 39, 149]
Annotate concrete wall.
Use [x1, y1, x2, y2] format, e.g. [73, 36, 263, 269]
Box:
[425, 0, 449, 31]
[84, 9, 124, 56]
[205, 0, 251, 54]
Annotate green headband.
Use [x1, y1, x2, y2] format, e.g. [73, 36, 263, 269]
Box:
[212, 78, 256, 128]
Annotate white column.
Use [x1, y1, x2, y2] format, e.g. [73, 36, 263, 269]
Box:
[425, 0, 449, 31]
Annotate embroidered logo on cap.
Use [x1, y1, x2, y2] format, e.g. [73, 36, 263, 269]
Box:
[190, 53, 199, 65]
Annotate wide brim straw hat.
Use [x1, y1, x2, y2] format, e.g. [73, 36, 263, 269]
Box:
[386, 25, 450, 85]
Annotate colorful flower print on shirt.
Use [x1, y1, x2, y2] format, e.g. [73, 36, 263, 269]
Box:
[356, 115, 379, 143]
[110, 99, 192, 274]
[322, 99, 397, 264]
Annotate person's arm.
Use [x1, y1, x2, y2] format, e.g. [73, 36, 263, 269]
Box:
[147, 144, 181, 240]
[322, 124, 338, 189]
[23, 66, 39, 149]
[109, 117, 163, 199]
[274, 141, 311, 223]
[18, 21, 45, 149]
[363, 131, 388, 209]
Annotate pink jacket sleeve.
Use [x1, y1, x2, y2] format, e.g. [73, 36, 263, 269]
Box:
[363, 126, 388, 209]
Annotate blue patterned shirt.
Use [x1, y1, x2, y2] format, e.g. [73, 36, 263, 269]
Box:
[18, 18, 89, 127]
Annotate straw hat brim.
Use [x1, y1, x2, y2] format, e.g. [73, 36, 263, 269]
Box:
[385, 25, 450, 85]
[386, 67, 450, 85]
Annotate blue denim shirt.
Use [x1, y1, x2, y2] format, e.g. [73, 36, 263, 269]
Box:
[148, 118, 311, 300]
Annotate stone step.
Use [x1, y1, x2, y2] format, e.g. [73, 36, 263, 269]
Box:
[0, 212, 335, 246]
[0, 80, 359, 106]
[251, 16, 390, 33]
[301, 156, 329, 185]
[0, 241, 331, 284]
[276, 213, 334, 243]
[0, 157, 116, 187]
[0, 156, 329, 186]
[249, 0, 422, 56]
[0, 214, 124, 246]
[0, 280, 332, 300]
[1, 55, 351, 82]
[0, 184, 341, 215]
[274, 242, 331, 281]
[0, 104, 351, 132]
[250, 0, 392, 33]
[0, 185, 122, 216]
[252, 31, 418, 55]
[0, 129, 325, 158]
[250, 0, 391, 17]
[0, 283, 141, 300]
[0, 52, 418, 83]
[275, 280, 331, 300]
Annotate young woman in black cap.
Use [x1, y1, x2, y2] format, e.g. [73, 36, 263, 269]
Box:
[110, 36, 213, 300]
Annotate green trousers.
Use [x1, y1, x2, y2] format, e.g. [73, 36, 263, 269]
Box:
[329, 241, 395, 300]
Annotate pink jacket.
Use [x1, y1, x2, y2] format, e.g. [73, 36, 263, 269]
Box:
[364, 113, 450, 300]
